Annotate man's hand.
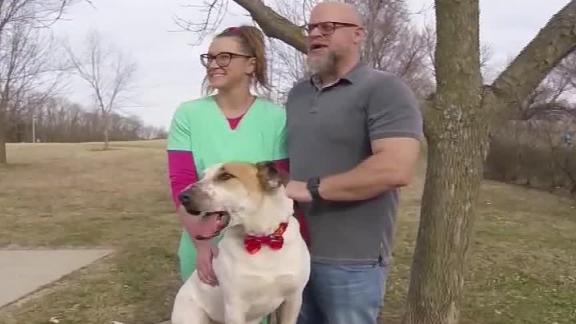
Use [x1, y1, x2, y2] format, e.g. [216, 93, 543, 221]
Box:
[286, 180, 312, 203]
[195, 240, 219, 286]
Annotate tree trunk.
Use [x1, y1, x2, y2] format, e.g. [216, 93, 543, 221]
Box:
[103, 122, 110, 150]
[402, 114, 490, 323]
[0, 127, 7, 165]
[402, 0, 488, 323]
[103, 112, 110, 150]
[0, 108, 7, 165]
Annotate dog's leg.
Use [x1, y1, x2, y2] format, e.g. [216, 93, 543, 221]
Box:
[224, 299, 247, 324]
[277, 293, 303, 324]
[171, 293, 212, 324]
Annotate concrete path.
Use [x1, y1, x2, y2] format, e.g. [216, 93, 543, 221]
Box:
[0, 249, 112, 308]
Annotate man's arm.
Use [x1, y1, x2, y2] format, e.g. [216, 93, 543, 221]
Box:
[318, 137, 420, 201]
[286, 73, 423, 203]
[319, 73, 423, 201]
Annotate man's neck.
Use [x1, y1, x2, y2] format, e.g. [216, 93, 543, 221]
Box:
[215, 85, 254, 118]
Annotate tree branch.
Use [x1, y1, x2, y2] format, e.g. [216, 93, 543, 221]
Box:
[492, 0, 576, 117]
[232, 0, 306, 53]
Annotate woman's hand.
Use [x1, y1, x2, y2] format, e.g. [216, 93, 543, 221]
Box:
[178, 206, 224, 240]
[194, 240, 219, 286]
[177, 206, 222, 285]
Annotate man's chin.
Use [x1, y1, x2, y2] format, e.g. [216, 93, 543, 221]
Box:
[307, 57, 336, 76]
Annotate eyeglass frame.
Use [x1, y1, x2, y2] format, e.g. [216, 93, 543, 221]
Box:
[300, 21, 361, 36]
[200, 52, 254, 68]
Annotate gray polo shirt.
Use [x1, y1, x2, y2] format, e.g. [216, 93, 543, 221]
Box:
[285, 62, 423, 265]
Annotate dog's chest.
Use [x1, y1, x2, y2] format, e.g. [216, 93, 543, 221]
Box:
[240, 273, 299, 299]
[216, 236, 307, 295]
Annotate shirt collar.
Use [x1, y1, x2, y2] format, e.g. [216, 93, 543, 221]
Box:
[310, 61, 367, 89]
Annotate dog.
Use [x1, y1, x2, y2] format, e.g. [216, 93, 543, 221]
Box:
[171, 161, 311, 324]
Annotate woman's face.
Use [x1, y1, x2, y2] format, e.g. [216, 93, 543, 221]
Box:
[203, 37, 255, 91]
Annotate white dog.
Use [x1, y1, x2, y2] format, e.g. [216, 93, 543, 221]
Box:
[171, 161, 310, 324]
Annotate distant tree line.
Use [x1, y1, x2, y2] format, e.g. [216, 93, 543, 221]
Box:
[6, 94, 166, 143]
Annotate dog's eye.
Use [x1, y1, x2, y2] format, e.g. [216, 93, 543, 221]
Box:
[217, 172, 235, 181]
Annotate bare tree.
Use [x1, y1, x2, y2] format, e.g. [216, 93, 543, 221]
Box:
[484, 50, 575, 187]
[522, 51, 576, 117]
[0, 23, 65, 163]
[66, 31, 137, 150]
[0, 0, 80, 164]
[0, 0, 78, 34]
[184, 0, 576, 323]
[348, 0, 433, 95]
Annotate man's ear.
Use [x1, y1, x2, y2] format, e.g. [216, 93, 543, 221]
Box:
[255, 161, 288, 192]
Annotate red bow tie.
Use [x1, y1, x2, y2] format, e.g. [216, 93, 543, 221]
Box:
[244, 222, 289, 255]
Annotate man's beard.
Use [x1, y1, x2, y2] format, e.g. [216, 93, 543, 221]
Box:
[307, 51, 338, 77]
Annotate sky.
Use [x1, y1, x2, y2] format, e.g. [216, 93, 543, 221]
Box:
[49, 0, 572, 130]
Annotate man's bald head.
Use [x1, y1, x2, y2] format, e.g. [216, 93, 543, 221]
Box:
[309, 1, 363, 27]
[305, 1, 365, 81]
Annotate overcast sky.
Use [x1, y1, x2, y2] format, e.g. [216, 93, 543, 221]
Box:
[50, 0, 571, 130]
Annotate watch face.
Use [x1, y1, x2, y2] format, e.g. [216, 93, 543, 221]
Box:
[307, 177, 321, 200]
[308, 177, 319, 188]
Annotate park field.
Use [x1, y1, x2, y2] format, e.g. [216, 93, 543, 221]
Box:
[0, 141, 575, 324]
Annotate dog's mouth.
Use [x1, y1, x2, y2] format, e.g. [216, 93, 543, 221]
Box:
[188, 209, 231, 240]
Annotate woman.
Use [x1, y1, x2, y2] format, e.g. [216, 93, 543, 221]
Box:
[166, 25, 309, 288]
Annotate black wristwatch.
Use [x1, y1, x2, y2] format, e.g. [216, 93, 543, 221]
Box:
[307, 177, 322, 201]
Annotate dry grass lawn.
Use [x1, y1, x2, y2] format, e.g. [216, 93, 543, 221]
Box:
[0, 140, 575, 324]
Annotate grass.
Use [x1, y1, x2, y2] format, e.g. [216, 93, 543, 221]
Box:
[0, 140, 575, 324]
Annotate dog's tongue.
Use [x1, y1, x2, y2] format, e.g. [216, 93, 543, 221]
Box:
[195, 213, 226, 239]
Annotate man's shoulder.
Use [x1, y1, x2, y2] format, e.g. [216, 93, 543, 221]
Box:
[359, 68, 417, 104]
[286, 77, 313, 99]
[362, 67, 409, 88]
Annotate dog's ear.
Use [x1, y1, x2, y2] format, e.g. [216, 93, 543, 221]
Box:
[256, 161, 288, 192]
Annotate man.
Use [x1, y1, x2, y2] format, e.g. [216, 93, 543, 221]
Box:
[284, 2, 423, 324]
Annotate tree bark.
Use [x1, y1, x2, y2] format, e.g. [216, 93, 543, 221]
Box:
[402, 1, 486, 323]
[232, 0, 306, 53]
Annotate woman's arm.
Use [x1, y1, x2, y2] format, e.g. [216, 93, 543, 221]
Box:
[273, 158, 311, 246]
[166, 105, 224, 244]
[167, 150, 198, 209]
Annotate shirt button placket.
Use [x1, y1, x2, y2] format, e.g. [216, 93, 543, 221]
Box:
[310, 89, 321, 114]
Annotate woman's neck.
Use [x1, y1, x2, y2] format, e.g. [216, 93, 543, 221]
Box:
[215, 85, 255, 118]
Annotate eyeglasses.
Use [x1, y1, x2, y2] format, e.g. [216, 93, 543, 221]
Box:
[200, 52, 253, 68]
[301, 21, 360, 36]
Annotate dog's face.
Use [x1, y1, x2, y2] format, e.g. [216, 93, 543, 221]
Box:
[179, 161, 287, 231]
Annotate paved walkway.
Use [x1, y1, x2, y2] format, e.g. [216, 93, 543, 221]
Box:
[0, 249, 112, 308]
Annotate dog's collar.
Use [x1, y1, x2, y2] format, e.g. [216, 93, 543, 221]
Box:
[244, 222, 288, 255]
